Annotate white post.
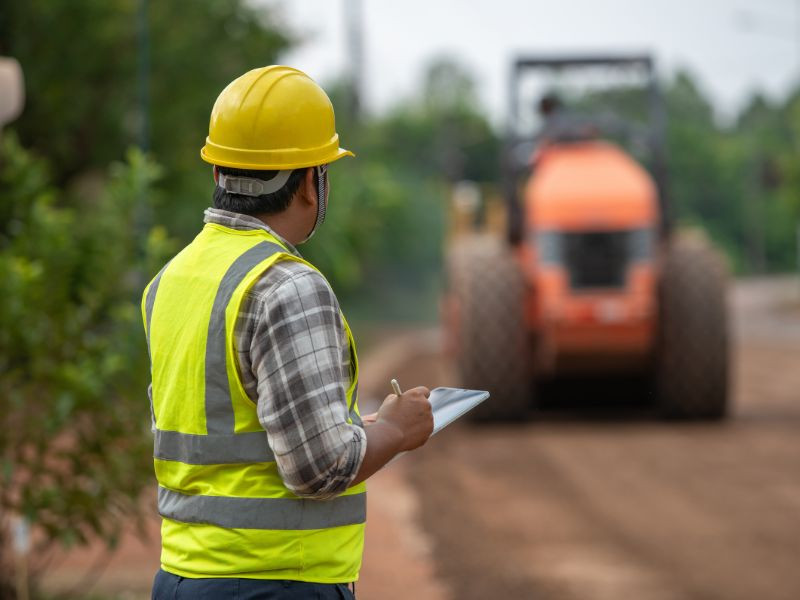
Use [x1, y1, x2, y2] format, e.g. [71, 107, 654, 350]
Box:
[13, 516, 30, 600]
[0, 57, 25, 135]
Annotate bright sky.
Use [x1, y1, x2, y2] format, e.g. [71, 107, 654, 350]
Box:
[262, 0, 799, 123]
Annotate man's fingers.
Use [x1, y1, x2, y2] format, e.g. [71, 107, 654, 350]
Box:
[408, 386, 431, 398]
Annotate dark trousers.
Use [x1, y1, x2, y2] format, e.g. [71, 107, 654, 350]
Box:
[152, 569, 355, 600]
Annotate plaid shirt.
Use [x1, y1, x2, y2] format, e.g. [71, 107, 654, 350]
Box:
[199, 208, 366, 499]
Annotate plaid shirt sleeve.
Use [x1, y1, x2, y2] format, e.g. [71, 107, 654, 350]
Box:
[235, 260, 366, 500]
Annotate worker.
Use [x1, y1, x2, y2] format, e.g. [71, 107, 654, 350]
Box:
[536, 91, 600, 147]
[144, 65, 434, 599]
[536, 92, 570, 145]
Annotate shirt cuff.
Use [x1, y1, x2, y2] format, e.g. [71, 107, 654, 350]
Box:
[285, 423, 366, 500]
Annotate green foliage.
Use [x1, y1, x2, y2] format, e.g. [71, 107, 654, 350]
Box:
[778, 97, 800, 217]
[366, 57, 501, 183]
[665, 71, 742, 251]
[0, 133, 175, 551]
[665, 70, 800, 272]
[302, 59, 490, 317]
[1, 0, 293, 240]
[0, 1, 291, 569]
[303, 159, 406, 291]
[303, 153, 446, 321]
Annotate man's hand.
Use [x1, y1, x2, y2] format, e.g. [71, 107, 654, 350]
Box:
[350, 385, 433, 487]
[375, 386, 433, 452]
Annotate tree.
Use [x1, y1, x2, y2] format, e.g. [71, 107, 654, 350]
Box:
[0, 0, 293, 240]
[368, 57, 500, 183]
[0, 134, 175, 588]
[300, 60, 500, 320]
[664, 71, 745, 261]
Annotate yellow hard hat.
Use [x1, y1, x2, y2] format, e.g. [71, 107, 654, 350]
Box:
[201, 65, 354, 170]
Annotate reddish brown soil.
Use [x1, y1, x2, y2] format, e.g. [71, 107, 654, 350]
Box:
[37, 279, 800, 600]
[407, 279, 800, 600]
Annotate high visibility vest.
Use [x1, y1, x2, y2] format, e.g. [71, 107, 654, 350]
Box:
[141, 222, 366, 582]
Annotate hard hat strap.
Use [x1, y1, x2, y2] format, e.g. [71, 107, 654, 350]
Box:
[303, 164, 328, 243]
[217, 170, 293, 197]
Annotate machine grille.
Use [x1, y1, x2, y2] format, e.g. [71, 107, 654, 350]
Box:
[535, 229, 653, 290]
[564, 231, 630, 289]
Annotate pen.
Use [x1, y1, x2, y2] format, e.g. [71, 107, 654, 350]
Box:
[390, 378, 402, 396]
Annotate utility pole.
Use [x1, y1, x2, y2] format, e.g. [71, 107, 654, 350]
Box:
[135, 0, 152, 282]
[137, 0, 150, 152]
[343, 0, 364, 126]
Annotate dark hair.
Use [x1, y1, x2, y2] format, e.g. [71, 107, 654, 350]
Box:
[538, 92, 562, 117]
[213, 166, 308, 216]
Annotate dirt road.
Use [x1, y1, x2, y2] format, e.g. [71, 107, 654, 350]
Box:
[38, 279, 799, 599]
[400, 278, 800, 600]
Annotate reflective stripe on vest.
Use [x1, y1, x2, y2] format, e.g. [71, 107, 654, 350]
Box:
[158, 486, 367, 530]
[204, 241, 284, 434]
[153, 429, 275, 464]
[143, 226, 366, 547]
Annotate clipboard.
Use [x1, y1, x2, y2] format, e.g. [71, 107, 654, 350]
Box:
[429, 387, 490, 434]
[380, 387, 490, 467]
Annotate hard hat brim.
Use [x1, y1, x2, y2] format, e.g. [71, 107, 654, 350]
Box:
[201, 141, 355, 171]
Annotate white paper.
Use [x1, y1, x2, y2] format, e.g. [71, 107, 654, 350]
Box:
[429, 387, 490, 435]
[381, 387, 490, 467]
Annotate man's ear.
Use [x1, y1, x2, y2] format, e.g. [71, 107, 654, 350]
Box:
[213, 166, 219, 184]
[299, 167, 317, 208]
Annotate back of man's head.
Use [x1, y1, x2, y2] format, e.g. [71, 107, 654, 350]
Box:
[213, 167, 308, 216]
